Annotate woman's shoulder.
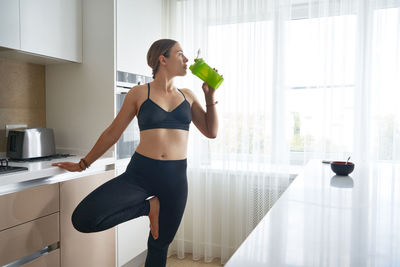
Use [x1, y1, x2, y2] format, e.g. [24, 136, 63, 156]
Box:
[180, 88, 196, 104]
[124, 84, 148, 109]
[130, 83, 147, 93]
[126, 84, 148, 99]
[180, 88, 195, 97]
[180, 88, 199, 103]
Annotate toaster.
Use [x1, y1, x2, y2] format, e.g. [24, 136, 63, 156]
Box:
[6, 128, 56, 159]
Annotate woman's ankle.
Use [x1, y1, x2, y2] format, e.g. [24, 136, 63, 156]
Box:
[149, 197, 159, 215]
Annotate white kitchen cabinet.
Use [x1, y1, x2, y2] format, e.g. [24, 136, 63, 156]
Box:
[117, 0, 162, 75]
[0, 0, 20, 49]
[19, 0, 82, 62]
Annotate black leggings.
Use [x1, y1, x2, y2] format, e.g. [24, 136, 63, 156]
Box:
[71, 151, 188, 267]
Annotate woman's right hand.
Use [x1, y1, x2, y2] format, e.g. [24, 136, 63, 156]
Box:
[52, 162, 82, 172]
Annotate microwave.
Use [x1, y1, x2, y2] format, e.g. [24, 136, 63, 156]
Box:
[115, 71, 152, 159]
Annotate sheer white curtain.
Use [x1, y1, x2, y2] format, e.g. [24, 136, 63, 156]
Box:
[162, 0, 400, 264]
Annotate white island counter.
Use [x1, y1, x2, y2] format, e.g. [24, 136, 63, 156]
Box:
[226, 159, 400, 267]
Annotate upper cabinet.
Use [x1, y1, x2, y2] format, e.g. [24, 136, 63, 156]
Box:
[20, 0, 82, 62]
[0, 0, 20, 50]
[117, 0, 162, 75]
[0, 0, 82, 63]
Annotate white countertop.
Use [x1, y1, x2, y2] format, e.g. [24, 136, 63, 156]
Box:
[0, 153, 115, 195]
[225, 159, 400, 267]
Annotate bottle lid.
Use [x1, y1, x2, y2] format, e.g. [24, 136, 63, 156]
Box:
[189, 58, 204, 72]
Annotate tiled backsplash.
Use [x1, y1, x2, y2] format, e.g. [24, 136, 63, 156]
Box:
[0, 59, 46, 152]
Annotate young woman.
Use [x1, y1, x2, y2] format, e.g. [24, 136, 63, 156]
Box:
[52, 39, 219, 267]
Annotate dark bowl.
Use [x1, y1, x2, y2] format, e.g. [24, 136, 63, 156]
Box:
[330, 161, 355, 176]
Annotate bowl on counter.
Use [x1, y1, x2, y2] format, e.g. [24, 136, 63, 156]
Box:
[330, 161, 355, 176]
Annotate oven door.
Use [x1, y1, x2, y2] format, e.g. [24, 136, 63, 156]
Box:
[115, 92, 140, 159]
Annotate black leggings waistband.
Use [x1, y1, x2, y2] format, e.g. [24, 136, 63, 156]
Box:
[132, 151, 187, 163]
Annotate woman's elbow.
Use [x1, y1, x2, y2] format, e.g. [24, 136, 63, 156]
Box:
[105, 128, 121, 144]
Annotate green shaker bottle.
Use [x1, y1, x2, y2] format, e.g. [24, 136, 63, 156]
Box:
[189, 58, 224, 90]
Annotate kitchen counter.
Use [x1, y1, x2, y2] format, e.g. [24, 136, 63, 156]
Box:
[225, 159, 400, 267]
[0, 153, 115, 195]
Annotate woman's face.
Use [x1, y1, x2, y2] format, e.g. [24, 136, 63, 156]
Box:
[163, 43, 189, 77]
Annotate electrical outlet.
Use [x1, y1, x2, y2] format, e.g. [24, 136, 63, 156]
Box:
[5, 124, 27, 137]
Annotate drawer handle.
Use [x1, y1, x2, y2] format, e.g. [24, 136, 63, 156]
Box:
[3, 241, 59, 267]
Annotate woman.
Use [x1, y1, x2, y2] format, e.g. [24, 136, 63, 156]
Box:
[52, 39, 219, 267]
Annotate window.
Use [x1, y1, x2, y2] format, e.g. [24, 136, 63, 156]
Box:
[199, 6, 400, 165]
[285, 15, 356, 159]
[371, 8, 400, 161]
[206, 21, 274, 164]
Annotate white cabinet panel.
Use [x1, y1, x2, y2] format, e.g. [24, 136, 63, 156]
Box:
[0, 0, 20, 49]
[20, 0, 82, 62]
[117, 0, 162, 75]
[118, 217, 149, 266]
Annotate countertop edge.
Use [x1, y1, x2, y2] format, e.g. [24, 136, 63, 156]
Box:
[0, 157, 116, 196]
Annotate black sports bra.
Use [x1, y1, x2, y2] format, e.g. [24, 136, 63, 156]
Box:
[137, 83, 192, 131]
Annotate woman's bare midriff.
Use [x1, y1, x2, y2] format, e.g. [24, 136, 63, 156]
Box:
[135, 128, 189, 160]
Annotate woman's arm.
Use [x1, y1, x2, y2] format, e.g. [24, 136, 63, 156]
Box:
[185, 83, 219, 138]
[52, 87, 139, 171]
[84, 87, 138, 165]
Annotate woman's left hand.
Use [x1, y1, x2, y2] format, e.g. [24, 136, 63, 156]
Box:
[52, 161, 82, 172]
[202, 68, 222, 97]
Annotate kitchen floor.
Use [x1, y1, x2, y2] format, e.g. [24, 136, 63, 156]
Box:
[140, 253, 223, 266]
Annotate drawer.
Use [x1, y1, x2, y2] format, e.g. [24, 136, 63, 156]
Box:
[22, 249, 60, 267]
[0, 183, 59, 231]
[0, 212, 59, 266]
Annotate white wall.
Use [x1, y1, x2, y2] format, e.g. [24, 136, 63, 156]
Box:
[46, 0, 116, 156]
[117, 0, 162, 76]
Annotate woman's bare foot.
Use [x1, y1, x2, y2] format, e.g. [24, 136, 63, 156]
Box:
[148, 196, 160, 240]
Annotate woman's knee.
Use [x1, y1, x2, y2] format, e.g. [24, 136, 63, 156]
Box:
[71, 199, 107, 233]
[70, 176, 125, 233]
[71, 205, 97, 233]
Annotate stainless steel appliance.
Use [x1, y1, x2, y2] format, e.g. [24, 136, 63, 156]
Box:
[115, 71, 152, 159]
[6, 128, 56, 159]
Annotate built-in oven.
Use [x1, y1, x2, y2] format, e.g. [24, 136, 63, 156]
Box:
[115, 71, 152, 160]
